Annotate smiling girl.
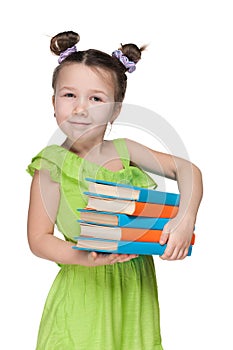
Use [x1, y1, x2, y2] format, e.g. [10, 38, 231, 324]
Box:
[27, 31, 203, 350]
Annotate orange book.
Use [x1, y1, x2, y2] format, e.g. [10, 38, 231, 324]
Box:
[85, 196, 179, 218]
[79, 223, 196, 245]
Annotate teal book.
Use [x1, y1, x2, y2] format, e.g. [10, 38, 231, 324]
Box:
[78, 209, 171, 230]
[85, 178, 180, 206]
[72, 236, 193, 256]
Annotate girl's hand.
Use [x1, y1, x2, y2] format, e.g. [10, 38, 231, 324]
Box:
[87, 251, 139, 266]
[159, 214, 195, 260]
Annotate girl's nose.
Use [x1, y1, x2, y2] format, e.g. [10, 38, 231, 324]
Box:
[73, 99, 88, 117]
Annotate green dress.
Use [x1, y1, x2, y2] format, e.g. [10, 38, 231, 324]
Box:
[27, 138, 163, 350]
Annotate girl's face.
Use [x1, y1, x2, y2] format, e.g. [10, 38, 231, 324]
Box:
[53, 63, 120, 143]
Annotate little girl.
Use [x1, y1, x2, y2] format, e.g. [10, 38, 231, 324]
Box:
[27, 31, 203, 350]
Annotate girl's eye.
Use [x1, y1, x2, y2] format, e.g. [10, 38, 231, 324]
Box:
[91, 96, 102, 102]
[65, 93, 75, 98]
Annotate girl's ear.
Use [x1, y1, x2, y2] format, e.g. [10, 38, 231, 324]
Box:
[110, 102, 122, 124]
[52, 95, 55, 109]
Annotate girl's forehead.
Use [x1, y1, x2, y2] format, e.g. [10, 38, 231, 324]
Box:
[58, 63, 114, 88]
[54, 63, 118, 100]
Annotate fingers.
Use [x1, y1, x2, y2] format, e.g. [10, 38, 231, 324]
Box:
[159, 232, 169, 245]
[160, 245, 189, 261]
[88, 252, 139, 266]
[108, 254, 139, 264]
[160, 221, 172, 245]
[160, 222, 192, 260]
[88, 251, 98, 262]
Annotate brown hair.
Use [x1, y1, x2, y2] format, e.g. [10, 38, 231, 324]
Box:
[50, 31, 146, 102]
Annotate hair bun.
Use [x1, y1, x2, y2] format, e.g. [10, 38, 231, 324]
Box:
[50, 31, 80, 56]
[120, 43, 147, 64]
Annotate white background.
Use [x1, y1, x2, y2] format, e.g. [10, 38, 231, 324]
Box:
[1, 0, 232, 349]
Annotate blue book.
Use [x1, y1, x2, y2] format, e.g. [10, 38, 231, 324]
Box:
[72, 236, 192, 256]
[85, 178, 180, 206]
[78, 209, 171, 229]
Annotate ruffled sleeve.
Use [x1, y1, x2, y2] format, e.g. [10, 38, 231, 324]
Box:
[26, 145, 83, 242]
[26, 145, 67, 183]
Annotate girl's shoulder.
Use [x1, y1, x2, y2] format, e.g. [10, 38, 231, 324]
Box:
[112, 137, 152, 165]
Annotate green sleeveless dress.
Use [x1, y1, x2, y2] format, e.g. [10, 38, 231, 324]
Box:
[27, 138, 163, 350]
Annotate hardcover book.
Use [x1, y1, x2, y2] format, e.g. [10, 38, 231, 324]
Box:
[77, 222, 196, 244]
[85, 178, 180, 206]
[78, 209, 171, 230]
[72, 236, 193, 256]
[85, 194, 179, 218]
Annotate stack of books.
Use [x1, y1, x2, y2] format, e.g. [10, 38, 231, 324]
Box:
[72, 178, 195, 256]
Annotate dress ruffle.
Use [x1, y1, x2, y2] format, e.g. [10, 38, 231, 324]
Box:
[27, 142, 157, 187]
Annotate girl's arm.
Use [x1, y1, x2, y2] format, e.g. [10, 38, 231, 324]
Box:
[27, 170, 137, 266]
[125, 139, 203, 260]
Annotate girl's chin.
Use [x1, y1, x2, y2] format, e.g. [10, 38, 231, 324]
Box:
[62, 129, 106, 144]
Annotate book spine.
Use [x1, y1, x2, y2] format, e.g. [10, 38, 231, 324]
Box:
[120, 229, 195, 244]
[118, 215, 171, 229]
[116, 241, 192, 256]
[132, 202, 179, 218]
[139, 189, 180, 206]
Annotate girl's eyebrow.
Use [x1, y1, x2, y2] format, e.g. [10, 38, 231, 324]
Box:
[59, 86, 76, 92]
[90, 89, 109, 97]
[59, 86, 109, 97]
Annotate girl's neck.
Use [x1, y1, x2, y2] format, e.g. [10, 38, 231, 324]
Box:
[61, 137, 124, 172]
[62, 137, 105, 159]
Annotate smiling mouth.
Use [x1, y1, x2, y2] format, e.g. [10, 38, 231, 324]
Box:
[69, 121, 91, 125]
